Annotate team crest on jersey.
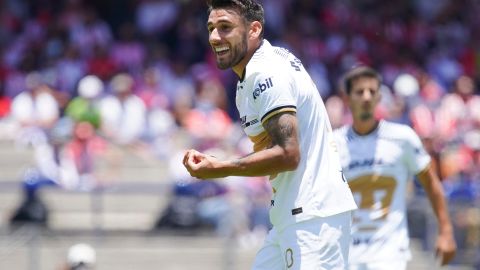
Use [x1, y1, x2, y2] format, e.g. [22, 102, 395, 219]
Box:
[252, 77, 274, 100]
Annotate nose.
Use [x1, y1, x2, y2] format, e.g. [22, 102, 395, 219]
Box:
[209, 28, 221, 44]
[362, 89, 372, 100]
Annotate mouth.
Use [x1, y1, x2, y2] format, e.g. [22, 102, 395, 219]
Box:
[214, 45, 230, 56]
[361, 103, 371, 110]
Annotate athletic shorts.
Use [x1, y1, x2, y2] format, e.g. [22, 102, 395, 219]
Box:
[251, 211, 352, 270]
[348, 260, 407, 270]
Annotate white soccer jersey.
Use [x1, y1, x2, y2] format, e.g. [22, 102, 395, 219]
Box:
[333, 120, 431, 264]
[236, 40, 357, 231]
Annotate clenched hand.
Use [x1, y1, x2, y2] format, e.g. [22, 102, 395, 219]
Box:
[182, 149, 225, 179]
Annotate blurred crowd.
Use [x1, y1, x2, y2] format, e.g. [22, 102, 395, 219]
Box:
[0, 0, 479, 261]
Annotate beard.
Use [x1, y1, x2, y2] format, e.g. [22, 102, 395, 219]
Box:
[216, 33, 248, 70]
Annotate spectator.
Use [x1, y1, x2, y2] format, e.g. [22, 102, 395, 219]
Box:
[61, 120, 106, 190]
[11, 72, 60, 147]
[99, 73, 146, 145]
[65, 75, 103, 129]
[182, 78, 232, 150]
[137, 67, 176, 158]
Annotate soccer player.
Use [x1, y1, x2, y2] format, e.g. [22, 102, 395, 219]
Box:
[334, 66, 456, 269]
[183, 0, 357, 269]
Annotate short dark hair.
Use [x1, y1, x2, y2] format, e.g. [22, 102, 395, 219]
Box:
[342, 66, 382, 95]
[207, 0, 265, 38]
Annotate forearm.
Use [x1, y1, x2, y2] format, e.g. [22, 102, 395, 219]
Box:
[219, 145, 300, 177]
[418, 165, 453, 234]
[184, 112, 301, 180]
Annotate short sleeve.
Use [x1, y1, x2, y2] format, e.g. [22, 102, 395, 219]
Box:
[404, 126, 431, 174]
[249, 71, 297, 125]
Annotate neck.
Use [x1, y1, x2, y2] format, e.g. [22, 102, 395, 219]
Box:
[233, 64, 246, 79]
[232, 40, 262, 79]
[352, 118, 379, 135]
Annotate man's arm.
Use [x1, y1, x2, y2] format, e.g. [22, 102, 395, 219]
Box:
[183, 112, 300, 179]
[416, 164, 457, 265]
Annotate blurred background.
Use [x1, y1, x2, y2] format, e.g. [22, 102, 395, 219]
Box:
[0, 0, 479, 269]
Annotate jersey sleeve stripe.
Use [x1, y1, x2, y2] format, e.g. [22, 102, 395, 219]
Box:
[261, 105, 297, 124]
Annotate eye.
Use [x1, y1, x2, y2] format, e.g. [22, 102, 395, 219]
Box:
[220, 25, 230, 30]
[217, 23, 232, 33]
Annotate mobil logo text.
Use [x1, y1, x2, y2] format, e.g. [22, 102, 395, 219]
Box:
[253, 77, 274, 100]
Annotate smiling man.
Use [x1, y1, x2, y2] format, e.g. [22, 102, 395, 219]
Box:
[183, 1, 357, 269]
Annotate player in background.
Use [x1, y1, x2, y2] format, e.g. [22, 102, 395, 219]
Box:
[333, 66, 456, 269]
[183, 0, 357, 269]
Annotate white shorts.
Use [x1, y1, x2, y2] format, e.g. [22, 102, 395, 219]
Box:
[348, 260, 407, 270]
[251, 211, 352, 270]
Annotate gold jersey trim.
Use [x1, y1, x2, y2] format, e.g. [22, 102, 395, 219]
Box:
[261, 106, 297, 125]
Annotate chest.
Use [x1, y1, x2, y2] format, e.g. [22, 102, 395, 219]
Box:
[340, 136, 406, 177]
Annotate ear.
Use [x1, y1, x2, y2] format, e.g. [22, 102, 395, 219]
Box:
[249, 21, 262, 39]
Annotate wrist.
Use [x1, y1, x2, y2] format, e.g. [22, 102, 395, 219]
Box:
[215, 159, 235, 177]
[439, 225, 454, 236]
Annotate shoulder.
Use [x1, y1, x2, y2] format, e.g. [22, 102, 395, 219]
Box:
[245, 42, 290, 81]
[245, 60, 282, 84]
[378, 120, 419, 142]
[333, 125, 350, 141]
